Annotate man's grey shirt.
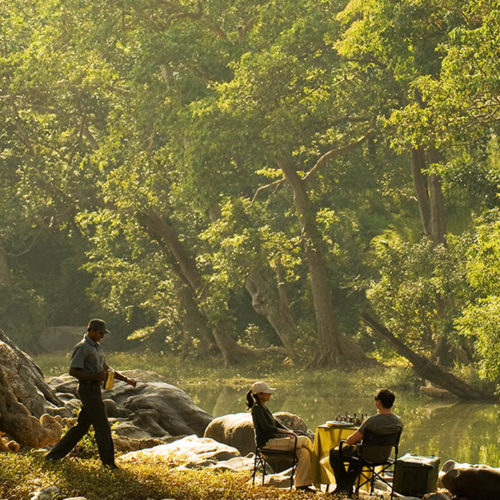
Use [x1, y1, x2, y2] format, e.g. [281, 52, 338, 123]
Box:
[70, 335, 106, 374]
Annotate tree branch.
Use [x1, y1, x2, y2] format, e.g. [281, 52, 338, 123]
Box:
[303, 130, 374, 182]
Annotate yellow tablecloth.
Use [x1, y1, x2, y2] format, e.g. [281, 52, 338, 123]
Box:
[312, 424, 356, 486]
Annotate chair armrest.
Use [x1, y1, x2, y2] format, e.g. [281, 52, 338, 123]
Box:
[339, 439, 347, 455]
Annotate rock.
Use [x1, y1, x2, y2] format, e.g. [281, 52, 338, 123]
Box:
[47, 375, 78, 397]
[206, 455, 254, 472]
[423, 493, 452, 500]
[438, 460, 500, 500]
[1, 333, 213, 453]
[204, 411, 313, 456]
[273, 412, 314, 441]
[0, 431, 19, 452]
[117, 380, 213, 437]
[113, 435, 173, 452]
[30, 485, 59, 500]
[103, 398, 130, 418]
[0, 329, 67, 417]
[121, 435, 241, 468]
[0, 329, 71, 447]
[47, 370, 213, 449]
[204, 413, 255, 455]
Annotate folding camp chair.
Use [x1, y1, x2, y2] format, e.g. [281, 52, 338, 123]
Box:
[339, 428, 401, 499]
[252, 434, 298, 490]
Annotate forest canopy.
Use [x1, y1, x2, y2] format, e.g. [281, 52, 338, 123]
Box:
[0, 1, 498, 382]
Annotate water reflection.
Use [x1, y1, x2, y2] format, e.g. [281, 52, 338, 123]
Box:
[185, 384, 500, 466]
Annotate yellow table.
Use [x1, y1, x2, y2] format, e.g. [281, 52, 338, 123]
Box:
[312, 423, 356, 486]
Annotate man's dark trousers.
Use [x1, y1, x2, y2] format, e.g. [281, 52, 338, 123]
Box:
[330, 446, 363, 494]
[47, 381, 115, 465]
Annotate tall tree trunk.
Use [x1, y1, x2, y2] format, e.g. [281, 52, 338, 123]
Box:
[360, 312, 497, 401]
[278, 155, 344, 366]
[0, 243, 11, 287]
[410, 147, 447, 246]
[138, 211, 253, 366]
[428, 173, 446, 245]
[411, 147, 432, 236]
[245, 270, 296, 355]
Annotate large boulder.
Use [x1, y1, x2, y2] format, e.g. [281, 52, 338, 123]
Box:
[438, 460, 500, 500]
[204, 411, 313, 456]
[0, 329, 71, 447]
[203, 410, 313, 474]
[204, 413, 255, 455]
[48, 370, 213, 442]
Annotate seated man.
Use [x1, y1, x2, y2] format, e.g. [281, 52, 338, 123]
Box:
[329, 389, 403, 496]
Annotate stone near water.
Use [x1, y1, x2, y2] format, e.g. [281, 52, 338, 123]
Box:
[438, 460, 500, 500]
[48, 370, 214, 443]
[120, 434, 241, 468]
[203, 410, 312, 472]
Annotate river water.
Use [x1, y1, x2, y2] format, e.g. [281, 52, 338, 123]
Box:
[186, 385, 500, 467]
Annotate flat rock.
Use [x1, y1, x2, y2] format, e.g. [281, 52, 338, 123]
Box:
[120, 435, 241, 468]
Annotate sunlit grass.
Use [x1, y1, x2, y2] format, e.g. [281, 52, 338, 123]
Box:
[0, 451, 347, 500]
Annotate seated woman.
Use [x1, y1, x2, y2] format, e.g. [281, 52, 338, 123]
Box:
[247, 380, 315, 493]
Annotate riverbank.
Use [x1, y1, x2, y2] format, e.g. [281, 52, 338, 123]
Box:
[34, 352, 500, 466]
[35, 351, 421, 393]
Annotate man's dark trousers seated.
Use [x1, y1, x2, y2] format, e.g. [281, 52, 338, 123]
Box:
[330, 444, 363, 495]
[46, 381, 114, 465]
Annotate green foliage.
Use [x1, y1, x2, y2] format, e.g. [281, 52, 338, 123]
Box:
[0, 0, 498, 376]
[456, 210, 500, 381]
[457, 296, 500, 382]
[366, 233, 469, 356]
[0, 283, 46, 349]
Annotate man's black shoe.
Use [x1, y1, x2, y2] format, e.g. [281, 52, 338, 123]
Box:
[103, 463, 119, 470]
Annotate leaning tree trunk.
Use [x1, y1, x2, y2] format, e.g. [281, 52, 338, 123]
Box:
[139, 211, 253, 366]
[360, 312, 497, 401]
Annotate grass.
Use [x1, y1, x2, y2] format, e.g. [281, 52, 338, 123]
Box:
[0, 451, 356, 500]
[34, 351, 420, 395]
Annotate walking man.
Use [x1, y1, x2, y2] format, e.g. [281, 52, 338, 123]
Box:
[46, 319, 137, 468]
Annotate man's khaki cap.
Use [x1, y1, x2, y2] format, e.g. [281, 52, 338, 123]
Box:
[250, 381, 276, 395]
[87, 318, 110, 334]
